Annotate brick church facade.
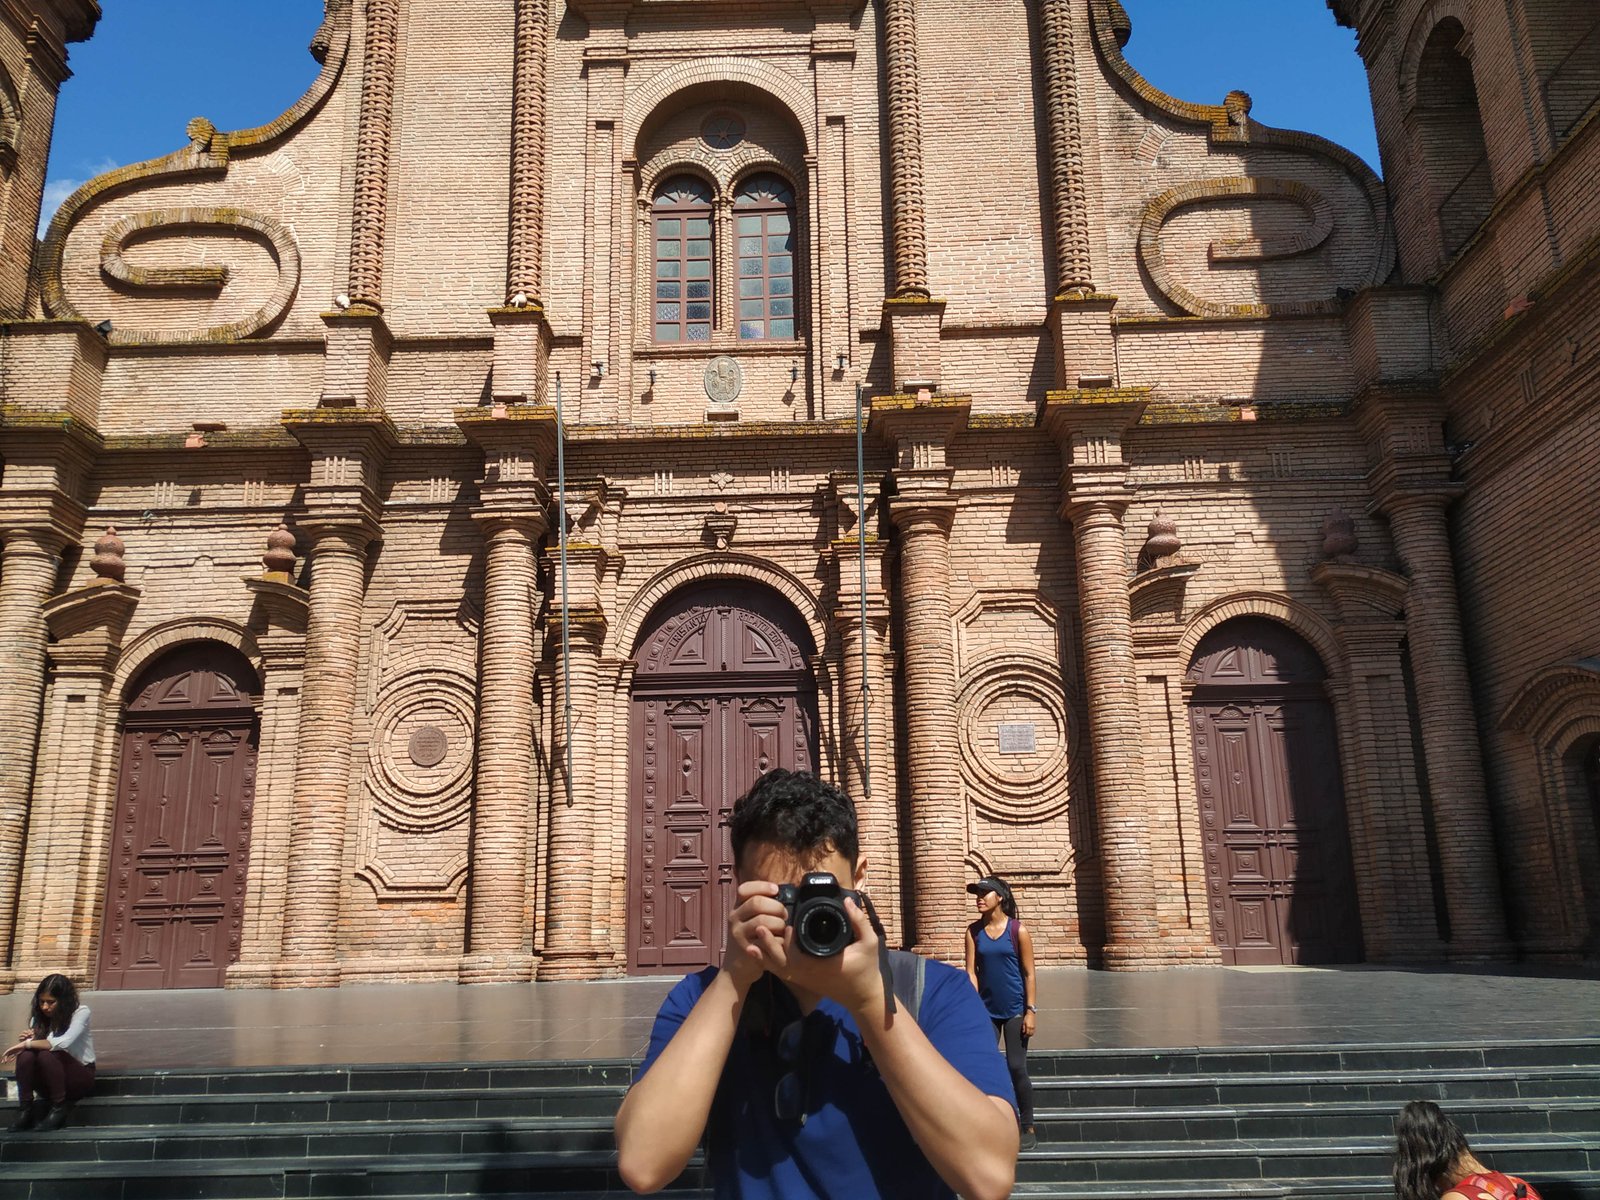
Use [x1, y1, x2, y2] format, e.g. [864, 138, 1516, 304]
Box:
[0, 0, 1595, 991]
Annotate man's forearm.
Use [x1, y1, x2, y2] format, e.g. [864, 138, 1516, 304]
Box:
[858, 1012, 1018, 1200]
[615, 970, 748, 1193]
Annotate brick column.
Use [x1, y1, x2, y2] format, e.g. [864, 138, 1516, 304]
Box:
[0, 525, 66, 983]
[1044, 392, 1164, 968]
[277, 520, 376, 984]
[834, 537, 903, 946]
[1385, 490, 1511, 959]
[462, 512, 544, 982]
[888, 503, 965, 958]
[539, 598, 609, 979]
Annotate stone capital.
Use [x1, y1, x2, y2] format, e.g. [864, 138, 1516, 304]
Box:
[887, 490, 958, 536]
[42, 582, 140, 678]
[1061, 487, 1134, 527]
[473, 505, 550, 541]
[0, 491, 86, 559]
[550, 604, 608, 649]
[1310, 560, 1410, 624]
[545, 541, 610, 610]
[244, 575, 311, 641]
[457, 403, 560, 496]
[868, 390, 970, 454]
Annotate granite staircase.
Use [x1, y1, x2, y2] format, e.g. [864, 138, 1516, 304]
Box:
[3, 1039, 1598, 1199]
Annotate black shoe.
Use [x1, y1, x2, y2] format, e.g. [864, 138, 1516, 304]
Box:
[35, 1104, 71, 1132]
[7, 1100, 44, 1133]
[1019, 1126, 1038, 1151]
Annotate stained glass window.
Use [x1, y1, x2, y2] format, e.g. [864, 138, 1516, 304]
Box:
[733, 174, 797, 341]
[653, 176, 714, 343]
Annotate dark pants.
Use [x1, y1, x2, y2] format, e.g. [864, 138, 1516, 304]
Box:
[992, 1016, 1034, 1127]
[14, 1049, 95, 1107]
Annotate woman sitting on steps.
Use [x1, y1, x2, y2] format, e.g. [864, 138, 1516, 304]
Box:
[4, 973, 97, 1133]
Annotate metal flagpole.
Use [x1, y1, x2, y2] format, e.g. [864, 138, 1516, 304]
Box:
[856, 381, 872, 798]
[554, 374, 574, 806]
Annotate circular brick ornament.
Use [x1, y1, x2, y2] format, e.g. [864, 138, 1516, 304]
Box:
[408, 724, 448, 767]
[701, 112, 746, 151]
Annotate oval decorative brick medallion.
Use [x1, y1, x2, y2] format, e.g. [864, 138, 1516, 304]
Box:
[956, 657, 1077, 821]
[701, 112, 746, 152]
[704, 356, 743, 405]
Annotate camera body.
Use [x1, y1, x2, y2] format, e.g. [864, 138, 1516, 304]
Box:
[775, 872, 861, 958]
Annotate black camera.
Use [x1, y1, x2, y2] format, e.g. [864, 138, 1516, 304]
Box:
[775, 872, 860, 958]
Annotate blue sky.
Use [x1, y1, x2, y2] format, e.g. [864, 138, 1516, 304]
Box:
[41, 0, 1379, 233]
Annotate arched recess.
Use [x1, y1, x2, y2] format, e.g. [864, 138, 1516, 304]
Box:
[112, 617, 264, 703]
[1186, 617, 1364, 966]
[98, 642, 261, 990]
[1500, 659, 1600, 953]
[624, 58, 815, 160]
[1522, 0, 1600, 144]
[626, 579, 820, 974]
[1404, 13, 1493, 257]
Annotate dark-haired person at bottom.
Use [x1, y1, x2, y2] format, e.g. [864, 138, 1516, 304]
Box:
[615, 769, 1018, 1200]
[1394, 1100, 1544, 1200]
[3, 974, 96, 1132]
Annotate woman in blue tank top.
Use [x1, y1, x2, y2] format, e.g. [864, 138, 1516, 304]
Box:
[964, 876, 1037, 1150]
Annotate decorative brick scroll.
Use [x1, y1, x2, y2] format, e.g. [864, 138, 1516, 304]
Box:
[95, 208, 302, 345]
[38, 0, 350, 343]
[1137, 179, 1340, 319]
[0, 63, 19, 175]
[1089, 0, 1392, 319]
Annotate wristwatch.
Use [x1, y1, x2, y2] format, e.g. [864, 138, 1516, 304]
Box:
[1025, 1004, 1037, 1013]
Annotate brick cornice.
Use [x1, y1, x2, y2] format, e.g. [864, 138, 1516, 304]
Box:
[41, 580, 138, 675]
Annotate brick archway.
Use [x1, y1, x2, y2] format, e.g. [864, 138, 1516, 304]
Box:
[1187, 617, 1363, 966]
[626, 581, 819, 974]
[98, 642, 260, 990]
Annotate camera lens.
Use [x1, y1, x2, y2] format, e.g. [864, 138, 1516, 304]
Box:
[797, 904, 850, 957]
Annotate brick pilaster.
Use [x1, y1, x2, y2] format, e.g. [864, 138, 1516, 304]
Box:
[1044, 391, 1165, 967]
[13, 578, 139, 981]
[0, 524, 68, 987]
[276, 522, 377, 984]
[832, 536, 901, 946]
[463, 513, 544, 982]
[539, 600, 611, 979]
[1385, 490, 1513, 960]
[871, 391, 969, 958]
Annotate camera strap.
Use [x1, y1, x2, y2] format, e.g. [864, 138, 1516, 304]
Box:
[858, 892, 899, 1017]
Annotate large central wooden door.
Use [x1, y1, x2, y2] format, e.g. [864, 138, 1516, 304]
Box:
[99, 644, 260, 990]
[1188, 619, 1363, 966]
[628, 585, 818, 974]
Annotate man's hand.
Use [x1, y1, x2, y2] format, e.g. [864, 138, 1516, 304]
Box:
[1022, 1010, 1037, 1038]
[721, 881, 785, 991]
[751, 894, 887, 1021]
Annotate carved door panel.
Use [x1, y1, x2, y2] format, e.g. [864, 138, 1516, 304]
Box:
[100, 644, 260, 991]
[1189, 619, 1362, 967]
[629, 587, 820, 975]
[99, 720, 258, 989]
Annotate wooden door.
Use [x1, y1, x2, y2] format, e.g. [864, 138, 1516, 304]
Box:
[1188, 619, 1362, 966]
[99, 645, 260, 990]
[628, 586, 818, 974]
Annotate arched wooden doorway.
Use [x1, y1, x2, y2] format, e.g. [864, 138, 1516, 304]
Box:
[98, 643, 260, 990]
[1187, 618, 1363, 965]
[628, 582, 819, 973]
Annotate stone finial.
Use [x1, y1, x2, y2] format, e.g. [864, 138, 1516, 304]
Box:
[1321, 508, 1359, 561]
[263, 523, 298, 576]
[1142, 512, 1182, 566]
[89, 525, 126, 583]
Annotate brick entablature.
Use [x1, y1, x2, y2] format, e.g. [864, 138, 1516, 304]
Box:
[0, 0, 1594, 990]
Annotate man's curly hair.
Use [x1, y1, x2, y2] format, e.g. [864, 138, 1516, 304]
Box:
[728, 769, 859, 871]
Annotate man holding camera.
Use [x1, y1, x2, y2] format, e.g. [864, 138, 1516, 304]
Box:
[615, 769, 1018, 1199]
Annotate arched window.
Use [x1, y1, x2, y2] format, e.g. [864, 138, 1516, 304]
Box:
[734, 173, 796, 341]
[1414, 19, 1492, 256]
[653, 175, 714, 343]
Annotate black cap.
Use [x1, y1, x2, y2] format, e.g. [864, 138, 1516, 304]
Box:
[966, 876, 1013, 905]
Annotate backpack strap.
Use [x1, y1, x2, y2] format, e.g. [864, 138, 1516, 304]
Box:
[886, 949, 927, 1024]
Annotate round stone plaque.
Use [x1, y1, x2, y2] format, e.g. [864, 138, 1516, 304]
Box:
[704, 356, 743, 406]
[408, 725, 449, 768]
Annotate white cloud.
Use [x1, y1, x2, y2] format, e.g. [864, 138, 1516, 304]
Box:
[37, 158, 122, 237]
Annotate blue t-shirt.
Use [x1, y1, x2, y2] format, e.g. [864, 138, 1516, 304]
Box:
[635, 958, 1015, 1199]
[970, 920, 1026, 1021]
